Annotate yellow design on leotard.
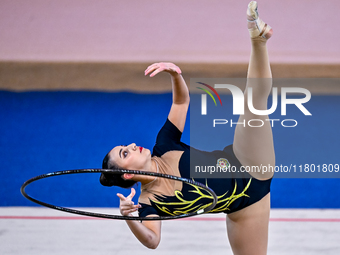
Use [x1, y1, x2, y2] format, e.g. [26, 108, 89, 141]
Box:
[150, 178, 252, 216]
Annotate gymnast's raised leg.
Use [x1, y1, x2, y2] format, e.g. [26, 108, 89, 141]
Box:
[233, 0, 275, 181]
[226, 2, 275, 255]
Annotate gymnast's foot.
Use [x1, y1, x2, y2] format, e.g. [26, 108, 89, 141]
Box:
[247, 1, 273, 40]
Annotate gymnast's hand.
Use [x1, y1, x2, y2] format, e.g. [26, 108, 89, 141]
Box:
[144, 62, 182, 77]
[117, 188, 141, 216]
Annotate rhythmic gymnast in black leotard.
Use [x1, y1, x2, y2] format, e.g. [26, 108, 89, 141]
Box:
[100, 2, 275, 254]
[132, 118, 272, 217]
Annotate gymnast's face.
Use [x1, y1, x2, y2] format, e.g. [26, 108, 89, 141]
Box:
[108, 143, 151, 171]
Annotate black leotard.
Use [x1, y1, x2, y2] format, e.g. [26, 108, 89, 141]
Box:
[138, 119, 272, 217]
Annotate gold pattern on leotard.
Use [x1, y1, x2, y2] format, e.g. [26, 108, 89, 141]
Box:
[149, 178, 252, 216]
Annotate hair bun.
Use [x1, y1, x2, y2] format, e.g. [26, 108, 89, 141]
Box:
[100, 173, 117, 187]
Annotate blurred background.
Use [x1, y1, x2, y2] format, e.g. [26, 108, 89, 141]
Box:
[0, 0, 339, 210]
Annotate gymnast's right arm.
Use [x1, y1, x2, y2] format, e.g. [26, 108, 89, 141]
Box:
[117, 188, 161, 249]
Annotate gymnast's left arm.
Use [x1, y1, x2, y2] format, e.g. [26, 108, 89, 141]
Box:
[145, 62, 189, 132]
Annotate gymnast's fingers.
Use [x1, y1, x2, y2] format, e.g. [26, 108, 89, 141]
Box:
[149, 67, 164, 77]
[126, 188, 136, 200]
[121, 204, 140, 210]
[116, 193, 127, 201]
[122, 208, 139, 215]
[144, 63, 159, 75]
[146, 62, 182, 77]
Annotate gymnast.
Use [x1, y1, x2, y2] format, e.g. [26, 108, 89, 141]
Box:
[100, 2, 275, 254]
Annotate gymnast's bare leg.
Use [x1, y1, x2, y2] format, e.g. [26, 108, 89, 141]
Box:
[227, 2, 274, 255]
[233, 1, 275, 181]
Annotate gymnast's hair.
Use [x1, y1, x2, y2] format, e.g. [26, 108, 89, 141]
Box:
[100, 153, 137, 188]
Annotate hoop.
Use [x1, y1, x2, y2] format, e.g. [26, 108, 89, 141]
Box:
[21, 169, 218, 221]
